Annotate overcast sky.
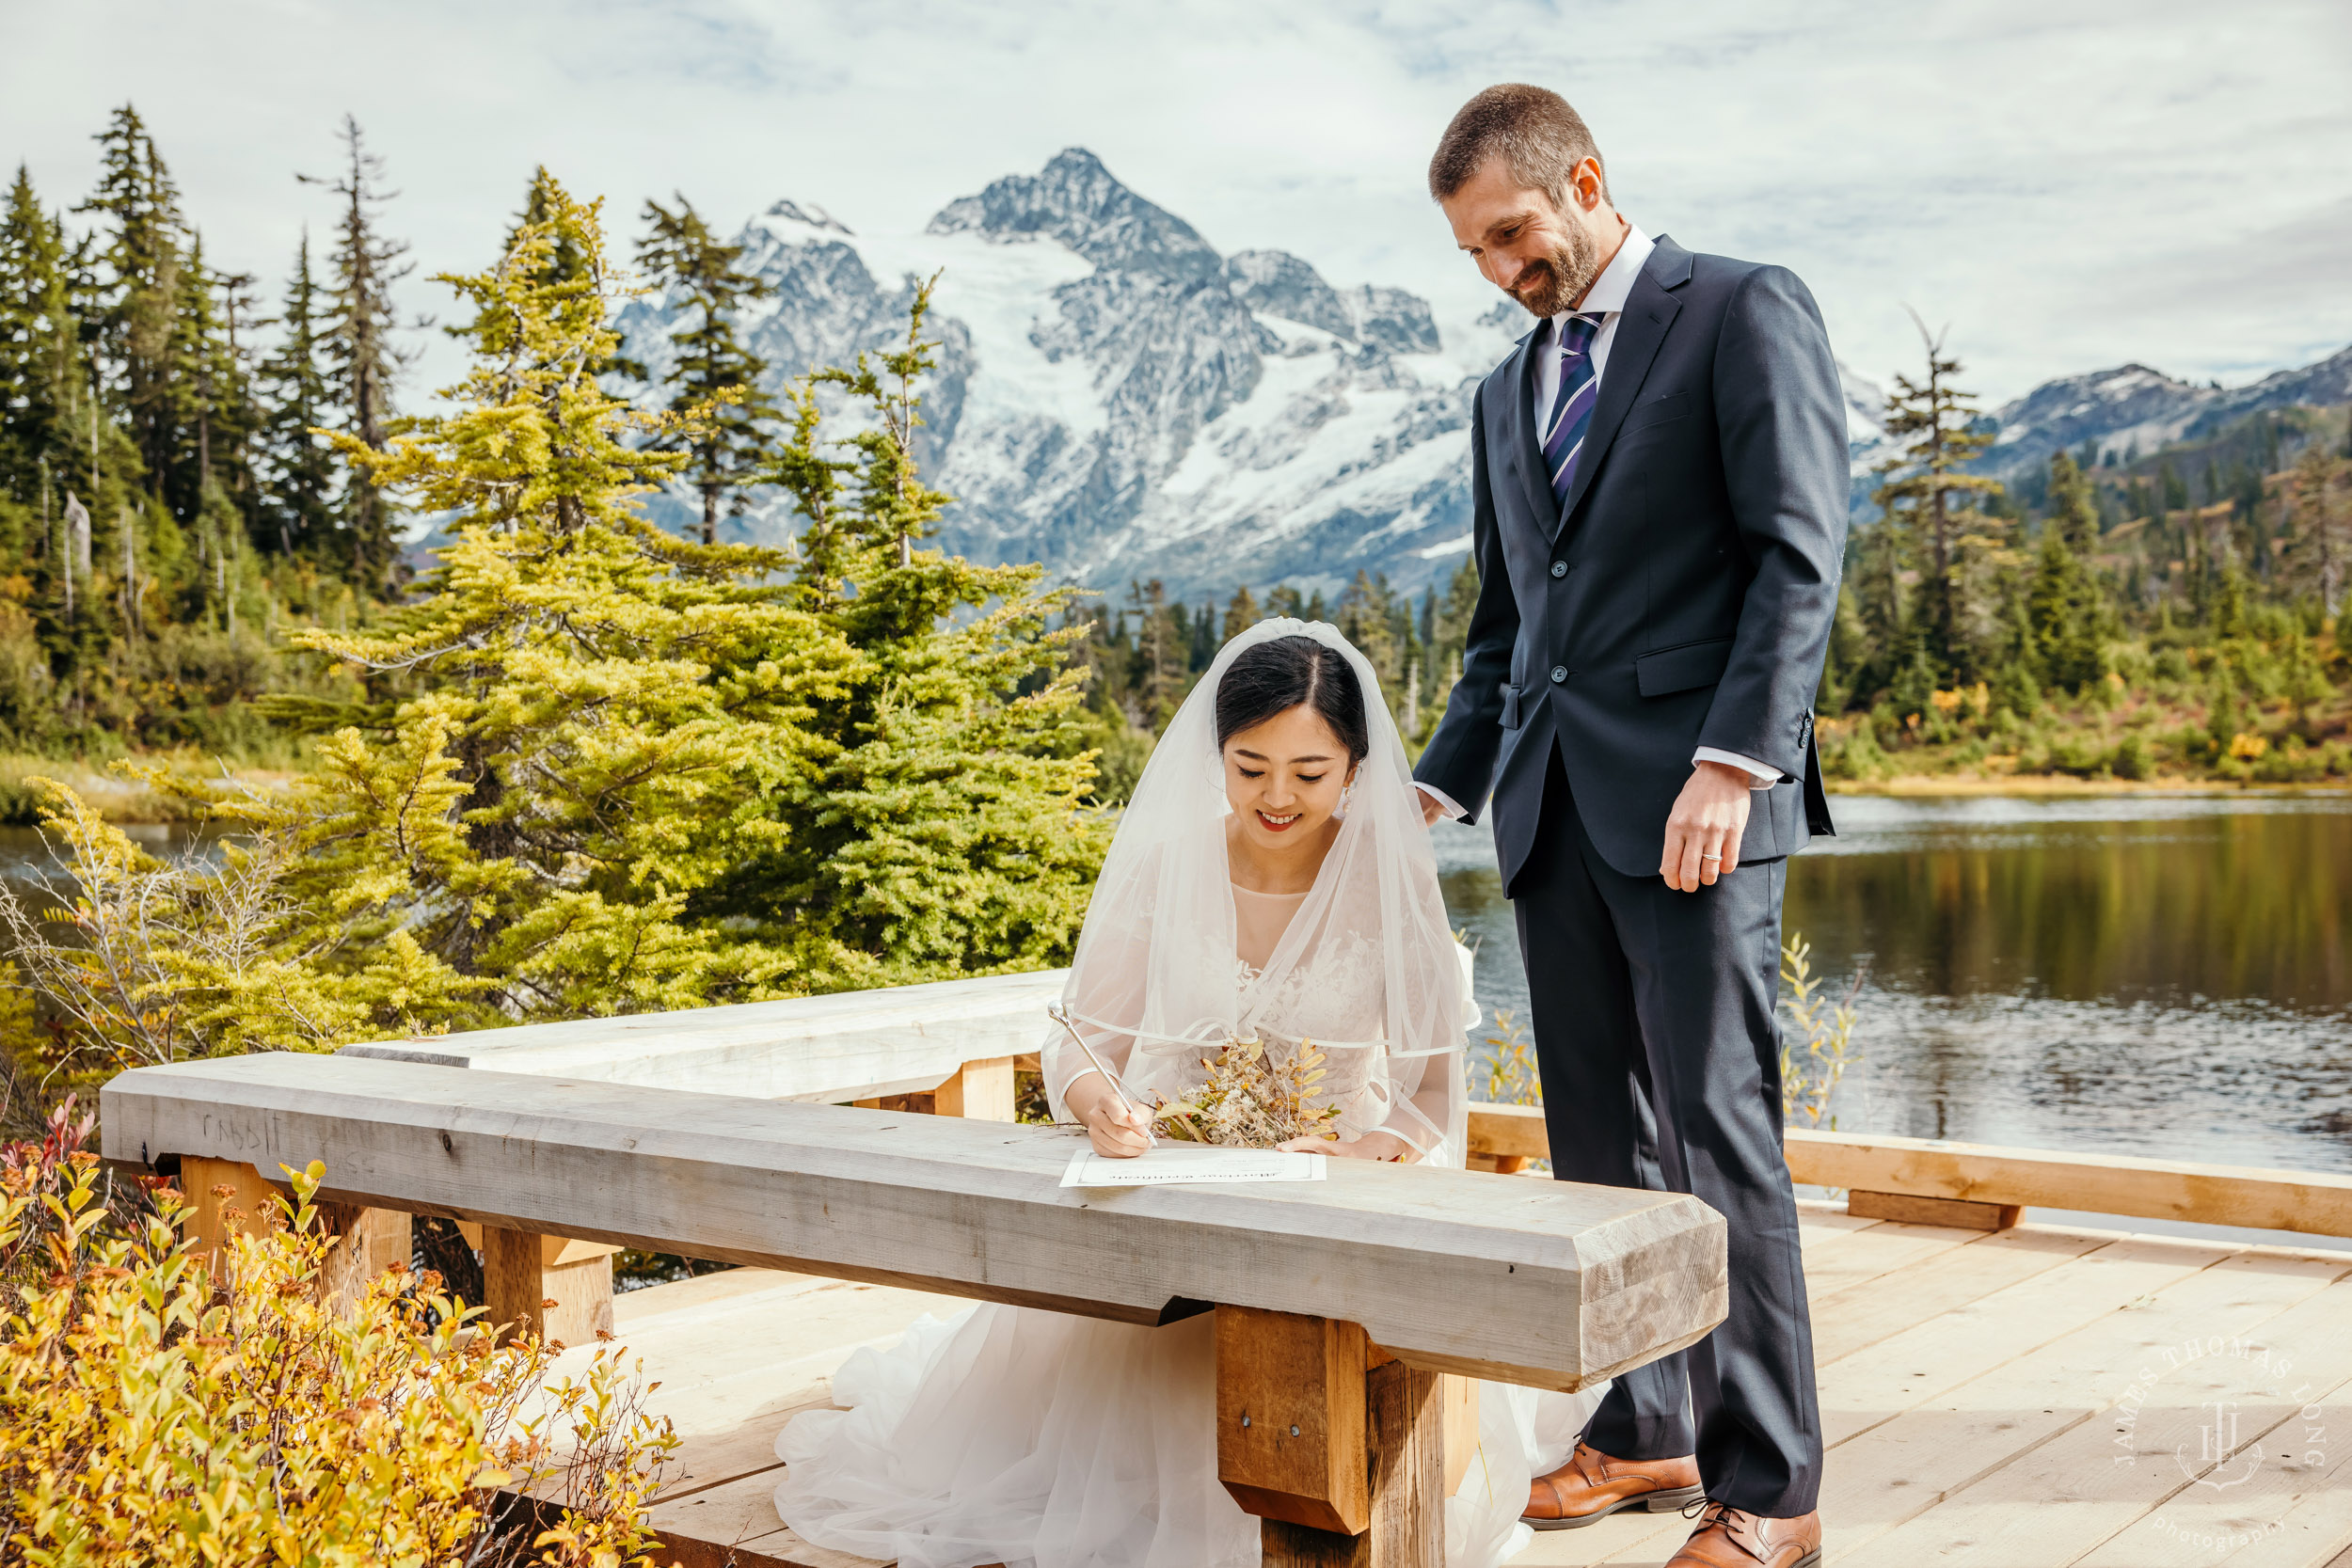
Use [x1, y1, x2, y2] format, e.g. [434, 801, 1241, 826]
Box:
[5, 0, 2347, 405]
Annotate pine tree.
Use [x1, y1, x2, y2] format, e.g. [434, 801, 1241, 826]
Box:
[1874, 319, 2007, 674]
[2283, 445, 2348, 616]
[74, 105, 180, 500]
[200, 171, 853, 1024]
[254, 230, 337, 558]
[2044, 450, 2100, 551]
[635, 195, 779, 546]
[741, 275, 1105, 990]
[300, 116, 411, 589]
[1221, 584, 1260, 642]
[2026, 530, 2106, 693]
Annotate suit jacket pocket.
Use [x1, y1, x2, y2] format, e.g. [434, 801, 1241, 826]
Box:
[1500, 682, 1523, 730]
[1635, 636, 1734, 697]
[1620, 389, 1692, 435]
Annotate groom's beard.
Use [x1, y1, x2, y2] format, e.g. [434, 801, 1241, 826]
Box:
[1506, 225, 1603, 319]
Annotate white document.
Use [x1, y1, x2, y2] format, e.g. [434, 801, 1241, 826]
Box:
[1059, 1145, 1328, 1188]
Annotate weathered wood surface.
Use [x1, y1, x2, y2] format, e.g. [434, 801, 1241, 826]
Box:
[339, 969, 1068, 1104]
[1465, 1102, 2352, 1240]
[101, 1052, 1726, 1393]
[577, 1204, 2352, 1568]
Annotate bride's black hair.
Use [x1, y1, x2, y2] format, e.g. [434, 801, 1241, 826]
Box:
[1215, 635, 1371, 764]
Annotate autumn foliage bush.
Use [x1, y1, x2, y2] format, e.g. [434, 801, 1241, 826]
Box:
[0, 1102, 678, 1565]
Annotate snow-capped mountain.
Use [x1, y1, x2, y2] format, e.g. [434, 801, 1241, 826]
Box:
[613, 149, 2348, 596]
[617, 149, 1517, 599]
[1979, 345, 2352, 480]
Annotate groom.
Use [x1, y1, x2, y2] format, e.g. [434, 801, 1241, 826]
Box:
[1412, 87, 1844, 1568]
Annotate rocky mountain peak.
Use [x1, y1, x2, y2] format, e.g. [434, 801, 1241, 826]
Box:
[927, 147, 1222, 285]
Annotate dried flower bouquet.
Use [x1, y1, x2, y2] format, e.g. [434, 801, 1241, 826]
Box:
[1152, 1034, 1343, 1148]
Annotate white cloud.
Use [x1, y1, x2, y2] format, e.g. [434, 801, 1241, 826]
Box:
[5, 0, 2347, 404]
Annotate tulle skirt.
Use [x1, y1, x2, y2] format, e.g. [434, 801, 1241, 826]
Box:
[773, 1304, 1603, 1568]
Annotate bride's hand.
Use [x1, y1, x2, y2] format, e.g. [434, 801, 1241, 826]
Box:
[1071, 1079, 1154, 1159]
[1278, 1131, 1414, 1163]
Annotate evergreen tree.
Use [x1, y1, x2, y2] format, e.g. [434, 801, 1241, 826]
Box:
[1874, 319, 2006, 674]
[635, 195, 779, 546]
[2026, 530, 2106, 693]
[2283, 445, 2348, 615]
[2044, 450, 2100, 551]
[299, 116, 411, 588]
[254, 230, 338, 558]
[0, 166, 81, 506]
[1221, 584, 1260, 641]
[73, 105, 180, 500]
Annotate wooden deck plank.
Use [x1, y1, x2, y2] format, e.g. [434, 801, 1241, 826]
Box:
[1809, 1225, 2115, 1368]
[1820, 1234, 2233, 1450]
[1826, 1250, 2352, 1565]
[1851, 1269, 2352, 1566]
[649, 1465, 884, 1568]
[1798, 1223, 1990, 1301]
[2074, 1354, 2352, 1566]
[560, 1278, 964, 1501]
[614, 1266, 825, 1326]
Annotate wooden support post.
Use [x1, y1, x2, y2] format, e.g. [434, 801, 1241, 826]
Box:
[316, 1202, 413, 1312]
[482, 1227, 617, 1346]
[1848, 1190, 2021, 1231]
[854, 1054, 1018, 1120]
[1218, 1306, 1448, 1566]
[933, 1054, 1016, 1121]
[181, 1154, 279, 1278]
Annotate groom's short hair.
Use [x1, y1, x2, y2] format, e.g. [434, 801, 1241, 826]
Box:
[1429, 85, 1611, 210]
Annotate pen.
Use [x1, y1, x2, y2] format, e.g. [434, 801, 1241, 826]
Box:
[1046, 1002, 1154, 1144]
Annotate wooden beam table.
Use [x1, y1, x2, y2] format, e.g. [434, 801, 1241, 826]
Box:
[104, 1053, 1725, 1567]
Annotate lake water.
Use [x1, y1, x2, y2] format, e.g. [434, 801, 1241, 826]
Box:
[13, 799, 2349, 1177]
[1433, 793, 2352, 1175]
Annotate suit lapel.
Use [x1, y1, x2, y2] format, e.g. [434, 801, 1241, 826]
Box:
[1508, 326, 1555, 530]
[1552, 239, 1690, 535]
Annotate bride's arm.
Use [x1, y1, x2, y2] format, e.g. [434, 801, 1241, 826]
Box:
[1046, 926, 1156, 1158]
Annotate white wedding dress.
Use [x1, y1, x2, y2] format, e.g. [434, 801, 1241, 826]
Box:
[771, 620, 1605, 1568]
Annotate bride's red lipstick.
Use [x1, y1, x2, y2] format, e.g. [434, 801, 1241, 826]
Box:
[1257, 810, 1301, 832]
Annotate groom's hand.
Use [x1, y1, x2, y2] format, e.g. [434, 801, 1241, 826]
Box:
[1661, 761, 1752, 891]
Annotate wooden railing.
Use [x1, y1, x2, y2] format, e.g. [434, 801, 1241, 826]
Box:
[1464, 1101, 2352, 1240]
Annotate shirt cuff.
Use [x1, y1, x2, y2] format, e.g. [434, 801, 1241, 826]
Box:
[1413, 781, 1468, 820]
[1692, 747, 1782, 787]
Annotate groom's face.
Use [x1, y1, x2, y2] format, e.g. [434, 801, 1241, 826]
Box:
[1442, 154, 1613, 319]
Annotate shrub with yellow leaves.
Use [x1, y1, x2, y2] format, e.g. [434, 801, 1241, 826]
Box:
[0, 1129, 678, 1566]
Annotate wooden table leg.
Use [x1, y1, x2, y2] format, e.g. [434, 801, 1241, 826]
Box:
[181, 1154, 278, 1279]
[1216, 1305, 1448, 1566]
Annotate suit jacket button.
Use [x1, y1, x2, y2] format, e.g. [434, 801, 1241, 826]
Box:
[1549, 560, 1567, 578]
[1549, 666, 1568, 684]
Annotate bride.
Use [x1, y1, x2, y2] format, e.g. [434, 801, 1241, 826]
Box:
[773, 619, 1601, 1567]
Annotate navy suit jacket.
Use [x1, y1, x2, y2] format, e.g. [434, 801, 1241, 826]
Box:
[1415, 234, 1847, 893]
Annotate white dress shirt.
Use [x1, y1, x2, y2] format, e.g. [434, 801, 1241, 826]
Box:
[1417, 221, 1780, 824]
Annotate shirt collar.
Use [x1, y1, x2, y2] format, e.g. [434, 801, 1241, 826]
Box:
[1552, 223, 1654, 331]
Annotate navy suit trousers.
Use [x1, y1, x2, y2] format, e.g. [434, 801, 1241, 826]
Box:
[1513, 744, 1823, 1517]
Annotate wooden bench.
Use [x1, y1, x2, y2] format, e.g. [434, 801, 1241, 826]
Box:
[103, 1052, 1727, 1567]
[330, 970, 1063, 1339]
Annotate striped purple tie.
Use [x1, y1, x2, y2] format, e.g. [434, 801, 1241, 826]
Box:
[1541, 313, 1605, 511]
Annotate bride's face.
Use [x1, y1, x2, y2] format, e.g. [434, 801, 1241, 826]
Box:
[1222, 704, 1359, 851]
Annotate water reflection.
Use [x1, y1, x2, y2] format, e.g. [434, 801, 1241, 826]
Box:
[1434, 794, 2352, 1174]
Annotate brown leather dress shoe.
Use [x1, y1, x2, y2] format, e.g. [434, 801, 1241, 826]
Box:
[1665, 1502, 1822, 1567]
[1521, 1441, 1705, 1529]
